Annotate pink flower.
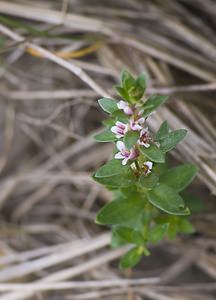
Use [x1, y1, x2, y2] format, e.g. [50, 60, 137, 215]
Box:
[138, 128, 151, 148]
[130, 117, 145, 131]
[111, 121, 128, 138]
[143, 161, 153, 175]
[117, 100, 133, 115]
[114, 141, 138, 165]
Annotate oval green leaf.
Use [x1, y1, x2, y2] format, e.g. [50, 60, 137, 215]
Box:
[124, 130, 140, 149]
[160, 164, 198, 192]
[139, 172, 159, 190]
[160, 129, 187, 153]
[94, 130, 117, 142]
[147, 183, 190, 215]
[95, 159, 128, 178]
[92, 171, 136, 188]
[119, 246, 143, 269]
[95, 196, 145, 226]
[115, 86, 130, 102]
[179, 219, 195, 234]
[142, 95, 168, 117]
[141, 144, 165, 163]
[121, 70, 135, 90]
[156, 121, 169, 141]
[148, 224, 168, 243]
[98, 98, 118, 114]
[113, 226, 144, 246]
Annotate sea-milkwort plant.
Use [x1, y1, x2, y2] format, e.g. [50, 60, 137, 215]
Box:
[93, 71, 198, 269]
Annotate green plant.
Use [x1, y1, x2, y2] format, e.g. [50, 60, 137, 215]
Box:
[93, 71, 199, 269]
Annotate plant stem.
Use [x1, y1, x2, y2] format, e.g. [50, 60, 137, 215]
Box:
[134, 160, 140, 171]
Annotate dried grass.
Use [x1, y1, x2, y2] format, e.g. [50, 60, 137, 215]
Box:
[0, 1, 215, 299]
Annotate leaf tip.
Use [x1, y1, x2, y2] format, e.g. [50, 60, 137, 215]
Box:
[94, 215, 102, 225]
[182, 207, 191, 215]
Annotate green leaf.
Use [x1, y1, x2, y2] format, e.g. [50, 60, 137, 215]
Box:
[92, 171, 136, 188]
[147, 183, 190, 215]
[95, 159, 127, 178]
[112, 226, 144, 247]
[111, 228, 128, 248]
[143, 246, 151, 256]
[160, 129, 187, 152]
[102, 119, 116, 128]
[112, 110, 129, 123]
[129, 87, 143, 102]
[183, 193, 204, 214]
[160, 164, 198, 192]
[119, 246, 143, 269]
[139, 172, 159, 190]
[129, 74, 147, 101]
[167, 221, 179, 240]
[112, 195, 144, 230]
[95, 196, 145, 226]
[142, 95, 168, 117]
[120, 71, 147, 102]
[155, 215, 171, 225]
[124, 131, 139, 149]
[115, 86, 130, 102]
[98, 98, 118, 114]
[122, 214, 144, 230]
[121, 186, 138, 197]
[153, 162, 168, 176]
[148, 224, 168, 243]
[179, 218, 195, 234]
[156, 121, 169, 141]
[121, 70, 135, 90]
[140, 144, 165, 163]
[136, 73, 146, 94]
[94, 130, 117, 142]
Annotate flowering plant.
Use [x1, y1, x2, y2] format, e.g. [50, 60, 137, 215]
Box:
[93, 71, 198, 269]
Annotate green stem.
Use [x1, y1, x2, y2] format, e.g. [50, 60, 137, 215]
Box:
[134, 160, 140, 171]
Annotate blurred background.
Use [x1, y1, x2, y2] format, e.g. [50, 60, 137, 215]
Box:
[0, 0, 216, 299]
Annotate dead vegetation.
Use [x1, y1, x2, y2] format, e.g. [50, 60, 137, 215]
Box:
[0, 0, 215, 299]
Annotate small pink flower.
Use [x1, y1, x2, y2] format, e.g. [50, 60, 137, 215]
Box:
[117, 100, 133, 115]
[143, 161, 153, 175]
[115, 141, 138, 165]
[138, 128, 151, 148]
[130, 117, 145, 131]
[111, 121, 128, 138]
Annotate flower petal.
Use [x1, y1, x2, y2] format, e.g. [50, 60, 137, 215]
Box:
[138, 117, 145, 124]
[116, 141, 125, 151]
[140, 127, 149, 136]
[129, 148, 138, 160]
[133, 124, 142, 131]
[144, 161, 153, 170]
[130, 118, 144, 131]
[111, 126, 118, 134]
[122, 158, 128, 165]
[116, 121, 126, 129]
[115, 152, 124, 159]
[124, 106, 133, 115]
[117, 101, 133, 115]
[117, 100, 127, 109]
